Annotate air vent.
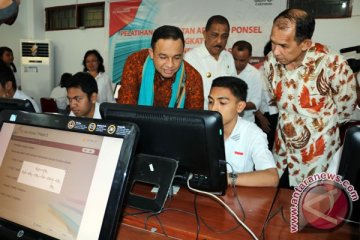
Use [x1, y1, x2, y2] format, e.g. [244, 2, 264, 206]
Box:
[21, 42, 50, 57]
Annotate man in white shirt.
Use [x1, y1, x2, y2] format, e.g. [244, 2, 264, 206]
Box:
[0, 62, 40, 112]
[208, 76, 278, 187]
[185, 15, 236, 109]
[254, 40, 279, 150]
[231, 41, 262, 122]
[66, 72, 101, 119]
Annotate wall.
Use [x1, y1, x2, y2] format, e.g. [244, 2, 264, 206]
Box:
[314, 1, 360, 56]
[43, 0, 109, 85]
[0, 0, 43, 75]
[0, 0, 108, 86]
[1, 0, 360, 88]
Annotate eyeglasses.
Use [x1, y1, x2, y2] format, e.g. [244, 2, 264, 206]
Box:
[67, 96, 84, 103]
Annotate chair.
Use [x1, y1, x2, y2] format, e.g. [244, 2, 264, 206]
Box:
[338, 125, 360, 223]
[40, 97, 59, 113]
[113, 83, 121, 101]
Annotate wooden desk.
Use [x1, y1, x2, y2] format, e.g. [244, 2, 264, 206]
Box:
[117, 186, 277, 239]
[263, 188, 360, 240]
[116, 224, 176, 240]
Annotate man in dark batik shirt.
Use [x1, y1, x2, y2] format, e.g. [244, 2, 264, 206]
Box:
[117, 25, 204, 109]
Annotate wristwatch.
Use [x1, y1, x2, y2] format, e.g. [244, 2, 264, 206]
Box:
[229, 173, 238, 186]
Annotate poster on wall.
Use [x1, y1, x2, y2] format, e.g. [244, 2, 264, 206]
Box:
[109, 0, 286, 83]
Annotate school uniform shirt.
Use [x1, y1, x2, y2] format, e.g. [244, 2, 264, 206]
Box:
[94, 72, 115, 104]
[13, 89, 40, 112]
[185, 43, 237, 109]
[225, 116, 275, 173]
[237, 63, 263, 122]
[69, 102, 101, 119]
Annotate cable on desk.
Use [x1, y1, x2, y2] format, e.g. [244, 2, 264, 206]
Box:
[123, 208, 153, 217]
[259, 186, 286, 240]
[144, 210, 168, 237]
[161, 207, 195, 217]
[227, 162, 246, 222]
[195, 195, 242, 234]
[187, 173, 259, 240]
[193, 193, 201, 240]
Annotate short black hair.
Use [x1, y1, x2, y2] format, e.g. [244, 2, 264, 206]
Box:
[0, 46, 13, 57]
[0, 46, 17, 72]
[232, 40, 253, 56]
[82, 49, 105, 73]
[347, 58, 360, 73]
[0, 61, 16, 90]
[211, 76, 248, 101]
[151, 25, 185, 49]
[66, 72, 98, 99]
[263, 40, 272, 56]
[273, 8, 315, 43]
[205, 15, 230, 32]
[60, 72, 72, 88]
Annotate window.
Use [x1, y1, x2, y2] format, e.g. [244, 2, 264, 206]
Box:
[288, 0, 353, 18]
[45, 2, 104, 31]
[79, 4, 104, 28]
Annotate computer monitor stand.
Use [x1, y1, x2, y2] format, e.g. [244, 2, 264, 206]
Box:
[127, 153, 178, 212]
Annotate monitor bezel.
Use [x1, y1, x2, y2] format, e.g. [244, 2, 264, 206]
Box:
[100, 103, 228, 195]
[0, 110, 139, 240]
[0, 98, 36, 113]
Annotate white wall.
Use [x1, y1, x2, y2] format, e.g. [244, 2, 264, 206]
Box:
[313, 1, 360, 55]
[0, 0, 42, 74]
[43, 0, 109, 86]
[1, 0, 360, 89]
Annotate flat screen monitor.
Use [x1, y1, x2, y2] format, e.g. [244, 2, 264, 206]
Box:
[100, 103, 227, 195]
[0, 110, 138, 240]
[0, 98, 36, 113]
[338, 125, 360, 223]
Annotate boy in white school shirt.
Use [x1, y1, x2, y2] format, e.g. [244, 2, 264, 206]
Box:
[0, 62, 40, 112]
[66, 72, 101, 119]
[208, 76, 278, 187]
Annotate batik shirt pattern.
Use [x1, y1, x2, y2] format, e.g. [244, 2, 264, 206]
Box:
[264, 43, 357, 186]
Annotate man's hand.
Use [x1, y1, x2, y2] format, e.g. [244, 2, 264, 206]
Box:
[255, 110, 271, 133]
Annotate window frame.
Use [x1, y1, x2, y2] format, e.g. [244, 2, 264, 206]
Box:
[45, 2, 105, 31]
[287, 0, 353, 19]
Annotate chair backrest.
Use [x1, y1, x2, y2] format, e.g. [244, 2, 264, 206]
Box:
[338, 125, 360, 223]
[40, 97, 59, 113]
[113, 83, 121, 101]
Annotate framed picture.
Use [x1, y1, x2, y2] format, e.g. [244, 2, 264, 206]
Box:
[288, 0, 353, 18]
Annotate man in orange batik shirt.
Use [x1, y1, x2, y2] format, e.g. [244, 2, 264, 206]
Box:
[264, 8, 357, 187]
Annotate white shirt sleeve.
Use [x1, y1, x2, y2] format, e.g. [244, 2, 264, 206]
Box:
[248, 126, 276, 171]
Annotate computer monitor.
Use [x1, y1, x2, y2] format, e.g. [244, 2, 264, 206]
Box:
[338, 125, 360, 223]
[0, 98, 36, 113]
[100, 103, 227, 195]
[0, 110, 138, 239]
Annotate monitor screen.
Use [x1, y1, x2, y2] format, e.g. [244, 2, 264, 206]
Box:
[0, 110, 138, 240]
[100, 103, 227, 195]
[0, 98, 36, 113]
[338, 125, 360, 222]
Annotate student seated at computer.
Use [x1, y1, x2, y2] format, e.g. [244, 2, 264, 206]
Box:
[66, 72, 101, 119]
[0, 61, 40, 112]
[208, 76, 278, 187]
[50, 72, 72, 111]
